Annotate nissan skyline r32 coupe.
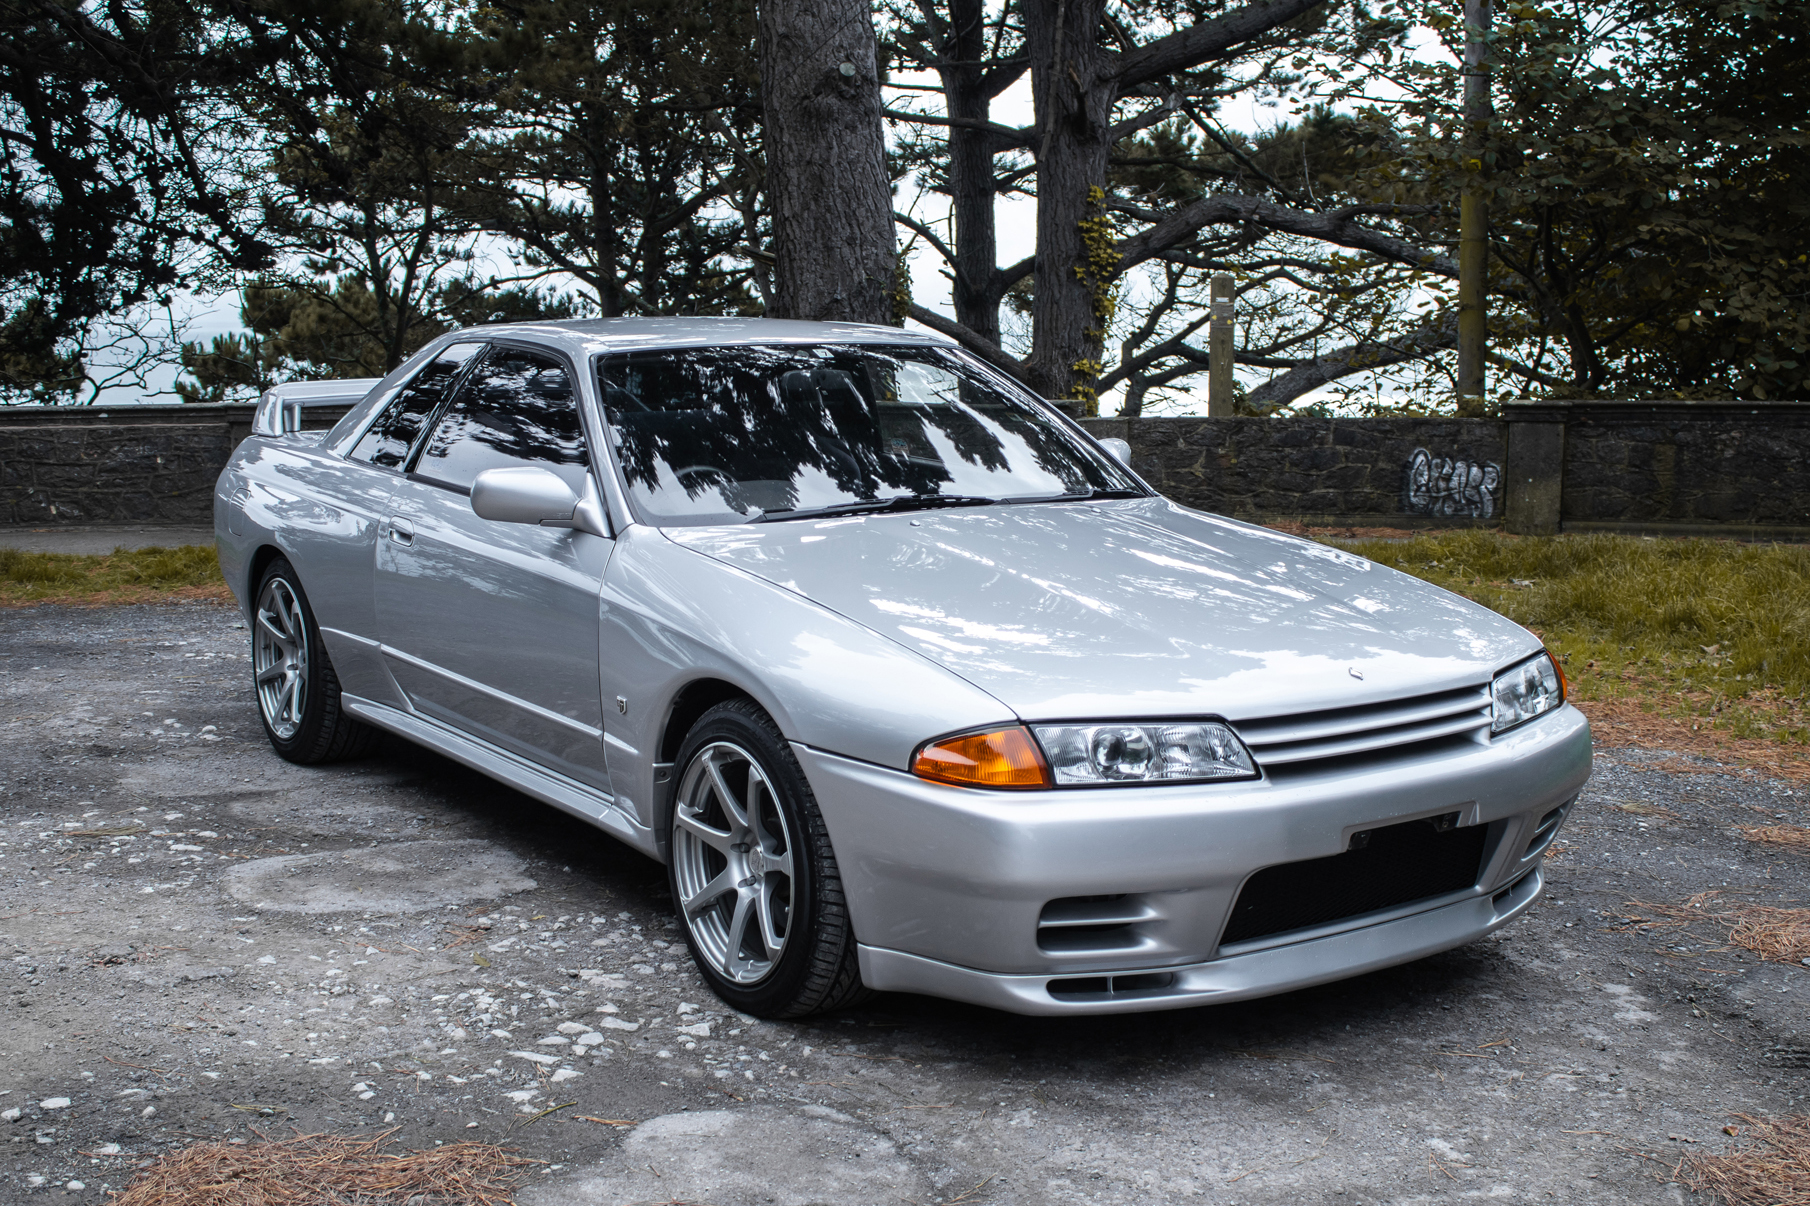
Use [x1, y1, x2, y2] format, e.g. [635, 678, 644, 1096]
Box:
[215, 318, 1591, 1018]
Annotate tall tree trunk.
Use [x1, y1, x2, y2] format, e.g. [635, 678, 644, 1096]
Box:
[589, 110, 625, 317]
[1024, 0, 1113, 400]
[759, 0, 898, 323]
[939, 0, 1004, 344]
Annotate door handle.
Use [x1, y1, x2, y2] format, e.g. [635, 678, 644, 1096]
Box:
[388, 517, 414, 546]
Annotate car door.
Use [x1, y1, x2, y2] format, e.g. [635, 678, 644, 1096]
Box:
[305, 340, 485, 706]
[374, 342, 614, 793]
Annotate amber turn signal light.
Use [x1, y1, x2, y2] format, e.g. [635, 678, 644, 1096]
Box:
[912, 726, 1052, 789]
[1547, 649, 1569, 701]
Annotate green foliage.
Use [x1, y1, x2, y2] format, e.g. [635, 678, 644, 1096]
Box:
[175, 334, 271, 404]
[1346, 0, 1810, 400]
[1339, 529, 1810, 740]
[0, 0, 272, 400]
[453, 0, 766, 316]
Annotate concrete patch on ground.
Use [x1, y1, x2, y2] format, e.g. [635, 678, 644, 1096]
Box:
[521, 1106, 929, 1206]
[223, 839, 536, 913]
[228, 793, 418, 836]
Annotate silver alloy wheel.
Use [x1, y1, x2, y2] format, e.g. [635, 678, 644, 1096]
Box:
[254, 576, 309, 740]
[672, 741, 797, 985]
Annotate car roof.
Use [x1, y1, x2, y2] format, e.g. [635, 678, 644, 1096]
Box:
[455, 317, 956, 358]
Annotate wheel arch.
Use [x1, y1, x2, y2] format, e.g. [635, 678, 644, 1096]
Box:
[246, 543, 287, 609]
[658, 677, 762, 765]
[652, 677, 763, 862]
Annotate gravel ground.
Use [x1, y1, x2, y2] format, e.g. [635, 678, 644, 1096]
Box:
[0, 526, 217, 555]
[1, 601, 1806, 1205]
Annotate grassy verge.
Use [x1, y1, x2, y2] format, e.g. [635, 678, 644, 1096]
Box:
[0, 544, 230, 606]
[1331, 529, 1810, 770]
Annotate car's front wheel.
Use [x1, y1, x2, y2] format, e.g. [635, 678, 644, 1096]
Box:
[668, 700, 870, 1018]
[252, 557, 380, 764]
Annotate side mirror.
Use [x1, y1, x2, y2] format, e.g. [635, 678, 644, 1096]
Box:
[471, 467, 612, 538]
[472, 466, 579, 526]
[1098, 437, 1132, 466]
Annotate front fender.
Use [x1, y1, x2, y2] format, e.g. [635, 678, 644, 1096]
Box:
[598, 525, 1015, 843]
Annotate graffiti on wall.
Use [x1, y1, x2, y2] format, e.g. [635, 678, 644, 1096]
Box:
[1404, 447, 1502, 518]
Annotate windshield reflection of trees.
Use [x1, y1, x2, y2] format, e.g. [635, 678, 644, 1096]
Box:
[598, 345, 1123, 521]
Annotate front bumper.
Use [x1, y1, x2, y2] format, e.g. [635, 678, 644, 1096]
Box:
[858, 865, 1543, 1015]
[797, 702, 1591, 1014]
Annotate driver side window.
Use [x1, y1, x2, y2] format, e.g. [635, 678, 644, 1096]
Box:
[411, 346, 590, 494]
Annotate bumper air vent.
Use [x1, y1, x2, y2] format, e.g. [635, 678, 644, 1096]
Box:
[1220, 814, 1491, 947]
[1047, 971, 1177, 999]
[1524, 801, 1571, 857]
[1232, 684, 1493, 770]
[1036, 894, 1153, 954]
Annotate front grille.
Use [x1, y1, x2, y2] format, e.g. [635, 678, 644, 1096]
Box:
[1232, 684, 1493, 768]
[1219, 815, 1490, 946]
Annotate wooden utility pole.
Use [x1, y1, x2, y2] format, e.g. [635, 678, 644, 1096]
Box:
[758, 0, 898, 323]
[1207, 274, 1235, 416]
[1456, 0, 1492, 417]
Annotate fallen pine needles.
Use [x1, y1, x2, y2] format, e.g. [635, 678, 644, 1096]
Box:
[1742, 825, 1810, 856]
[1725, 908, 1810, 965]
[111, 1128, 535, 1206]
[1683, 1115, 1810, 1206]
[1614, 895, 1810, 966]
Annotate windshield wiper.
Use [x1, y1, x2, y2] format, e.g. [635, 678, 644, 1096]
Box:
[1014, 487, 1150, 504]
[752, 494, 999, 523]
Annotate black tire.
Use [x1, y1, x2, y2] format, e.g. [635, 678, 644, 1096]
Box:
[667, 699, 872, 1018]
[251, 557, 381, 765]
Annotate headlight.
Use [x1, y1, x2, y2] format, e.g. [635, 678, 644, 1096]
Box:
[1491, 652, 1566, 733]
[1032, 721, 1257, 785]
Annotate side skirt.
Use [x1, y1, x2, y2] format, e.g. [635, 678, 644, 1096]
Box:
[341, 694, 660, 861]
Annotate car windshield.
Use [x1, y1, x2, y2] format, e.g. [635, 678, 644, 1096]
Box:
[595, 344, 1143, 526]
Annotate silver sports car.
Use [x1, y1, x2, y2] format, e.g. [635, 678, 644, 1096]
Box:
[214, 318, 1591, 1018]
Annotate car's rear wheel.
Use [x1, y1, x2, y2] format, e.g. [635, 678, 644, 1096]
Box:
[668, 699, 871, 1018]
[252, 557, 379, 764]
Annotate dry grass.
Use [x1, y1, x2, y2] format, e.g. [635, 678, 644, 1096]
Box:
[1327, 530, 1810, 763]
[1683, 1114, 1810, 1206]
[0, 544, 228, 607]
[111, 1130, 535, 1206]
[1741, 825, 1810, 855]
[1266, 520, 1447, 541]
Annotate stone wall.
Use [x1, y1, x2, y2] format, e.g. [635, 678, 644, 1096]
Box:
[0, 404, 349, 526]
[2, 399, 1806, 536]
[1519, 400, 1810, 532]
[1082, 415, 1508, 525]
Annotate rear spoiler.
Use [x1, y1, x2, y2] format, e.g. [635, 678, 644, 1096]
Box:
[252, 379, 382, 436]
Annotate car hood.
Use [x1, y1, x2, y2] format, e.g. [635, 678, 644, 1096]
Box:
[664, 498, 1540, 722]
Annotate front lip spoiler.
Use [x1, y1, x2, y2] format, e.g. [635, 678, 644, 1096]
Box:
[856, 865, 1544, 1016]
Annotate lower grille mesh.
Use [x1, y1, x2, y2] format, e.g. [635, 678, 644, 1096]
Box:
[1220, 816, 1490, 946]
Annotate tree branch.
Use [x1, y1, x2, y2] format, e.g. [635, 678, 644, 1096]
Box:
[1115, 0, 1330, 94]
[1115, 193, 1459, 279]
[881, 107, 1032, 152]
[1244, 313, 1458, 407]
[907, 304, 1033, 385]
